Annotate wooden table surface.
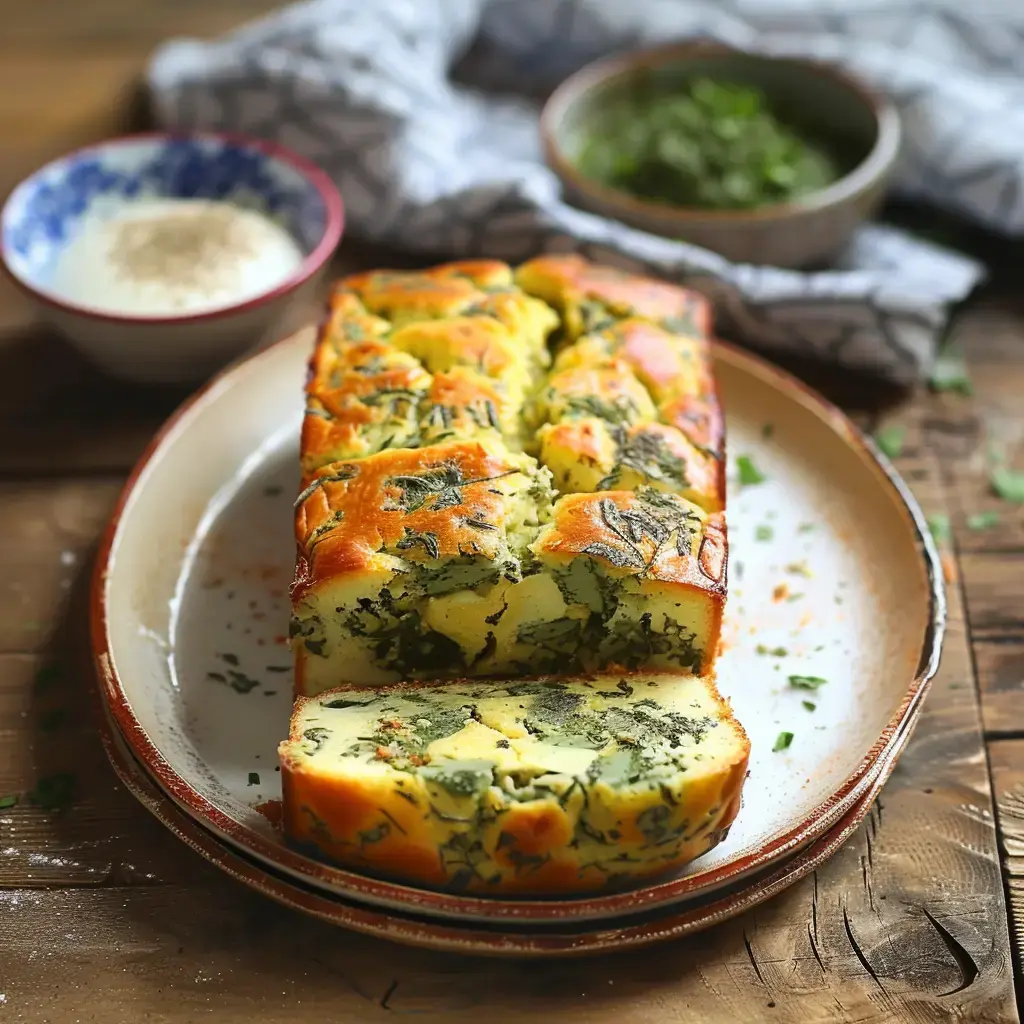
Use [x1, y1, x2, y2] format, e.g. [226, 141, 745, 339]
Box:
[3, 4, 1024, 1022]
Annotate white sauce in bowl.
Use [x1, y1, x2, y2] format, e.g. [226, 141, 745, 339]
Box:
[50, 198, 305, 317]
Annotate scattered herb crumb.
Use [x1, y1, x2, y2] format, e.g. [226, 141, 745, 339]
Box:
[929, 344, 972, 396]
[220, 652, 240, 666]
[927, 514, 952, 545]
[737, 455, 766, 485]
[789, 675, 828, 690]
[802, 701, 817, 712]
[773, 731, 794, 752]
[756, 644, 788, 657]
[39, 709, 66, 732]
[248, 772, 260, 786]
[32, 665, 61, 694]
[991, 466, 1024, 504]
[874, 425, 906, 460]
[797, 523, 816, 533]
[0, 794, 18, 809]
[762, 423, 774, 439]
[263, 690, 278, 697]
[27, 773, 76, 812]
[966, 511, 1000, 531]
[755, 524, 774, 542]
[263, 485, 284, 497]
[786, 592, 804, 602]
[785, 561, 811, 577]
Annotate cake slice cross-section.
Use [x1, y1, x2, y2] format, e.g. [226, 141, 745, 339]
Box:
[279, 672, 750, 894]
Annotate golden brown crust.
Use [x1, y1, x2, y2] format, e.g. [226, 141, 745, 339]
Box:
[515, 254, 711, 337]
[292, 441, 525, 600]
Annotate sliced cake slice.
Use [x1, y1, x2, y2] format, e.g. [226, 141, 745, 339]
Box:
[279, 672, 749, 895]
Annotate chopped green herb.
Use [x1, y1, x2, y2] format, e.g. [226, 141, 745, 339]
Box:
[762, 423, 774, 439]
[0, 794, 18, 809]
[756, 644, 788, 657]
[927, 514, 952, 545]
[797, 523, 816, 534]
[874, 425, 906, 460]
[785, 561, 811, 577]
[248, 772, 260, 787]
[929, 344, 972, 396]
[27, 773, 76, 812]
[32, 664, 61, 694]
[39, 709, 66, 732]
[966, 511, 1000, 531]
[991, 466, 1024, 504]
[789, 675, 828, 690]
[755, 525, 773, 542]
[786, 593, 804, 602]
[802, 701, 817, 712]
[737, 455, 766, 486]
[773, 731, 794, 752]
[575, 78, 840, 211]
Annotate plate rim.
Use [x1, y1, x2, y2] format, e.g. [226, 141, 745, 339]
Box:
[91, 325, 946, 924]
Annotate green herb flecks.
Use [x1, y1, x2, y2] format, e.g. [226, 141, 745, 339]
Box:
[39, 709, 67, 732]
[929, 344, 972, 396]
[248, 772, 260, 787]
[563, 394, 639, 426]
[598, 428, 690, 492]
[576, 78, 839, 211]
[756, 645, 788, 657]
[395, 527, 441, 560]
[737, 455, 766, 486]
[294, 465, 359, 508]
[992, 466, 1024, 504]
[33, 664, 62, 694]
[788, 675, 828, 691]
[966, 511, 1000, 530]
[874, 425, 906, 460]
[755, 524, 773, 542]
[773, 731, 794, 752]
[383, 461, 520, 514]
[27, 773, 76, 812]
[0, 794, 18, 810]
[802, 701, 817, 712]
[927, 513, 952, 545]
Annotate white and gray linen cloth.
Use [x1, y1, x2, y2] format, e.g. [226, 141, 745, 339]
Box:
[148, 0, 1024, 383]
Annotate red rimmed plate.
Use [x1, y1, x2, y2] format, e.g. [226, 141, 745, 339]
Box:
[92, 326, 943, 927]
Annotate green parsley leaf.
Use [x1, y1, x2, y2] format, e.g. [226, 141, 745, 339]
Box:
[992, 467, 1024, 504]
[785, 561, 811, 577]
[929, 344, 972, 396]
[737, 455, 766, 486]
[874, 425, 906, 460]
[789, 675, 828, 690]
[0, 794, 18, 810]
[761, 424, 774, 439]
[773, 731, 794, 752]
[248, 772, 260, 787]
[966, 511, 1000, 531]
[755, 524, 774, 542]
[802, 701, 817, 712]
[27, 773, 76, 812]
[927, 514, 952, 545]
[797, 523, 816, 533]
[756, 644, 788, 657]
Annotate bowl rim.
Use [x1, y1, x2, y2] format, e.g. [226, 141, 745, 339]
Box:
[0, 130, 345, 325]
[540, 41, 902, 224]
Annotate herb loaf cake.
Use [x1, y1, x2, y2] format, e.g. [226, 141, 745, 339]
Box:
[279, 673, 749, 893]
[291, 256, 727, 694]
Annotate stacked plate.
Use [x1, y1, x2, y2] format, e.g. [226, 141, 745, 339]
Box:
[91, 328, 943, 956]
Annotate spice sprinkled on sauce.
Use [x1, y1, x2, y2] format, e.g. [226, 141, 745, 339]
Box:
[51, 199, 304, 316]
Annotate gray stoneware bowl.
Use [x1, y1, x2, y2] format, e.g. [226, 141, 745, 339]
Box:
[541, 43, 902, 268]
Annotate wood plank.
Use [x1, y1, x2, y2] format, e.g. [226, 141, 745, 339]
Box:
[0, 479, 121, 653]
[925, 297, 1024, 736]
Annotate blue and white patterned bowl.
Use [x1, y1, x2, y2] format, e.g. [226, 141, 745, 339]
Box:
[1, 132, 344, 383]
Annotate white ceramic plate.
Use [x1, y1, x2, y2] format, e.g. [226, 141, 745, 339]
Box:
[93, 328, 943, 927]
